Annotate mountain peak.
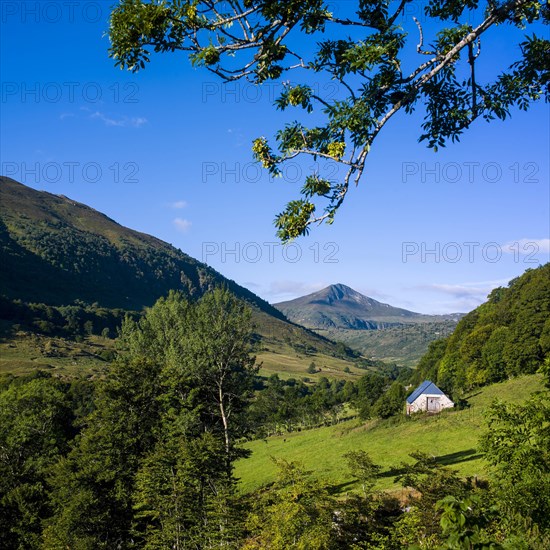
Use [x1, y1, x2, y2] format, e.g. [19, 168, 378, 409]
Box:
[329, 283, 353, 292]
[327, 283, 356, 294]
[313, 284, 382, 309]
[323, 283, 360, 300]
[275, 284, 425, 330]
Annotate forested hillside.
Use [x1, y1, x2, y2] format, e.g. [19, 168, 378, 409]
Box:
[319, 321, 460, 368]
[412, 263, 550, 394]
[0, 177, 283, 315]
[0, 178, 366, 379]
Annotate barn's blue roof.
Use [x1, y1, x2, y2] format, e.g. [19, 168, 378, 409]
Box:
[406, 380, 446, 404]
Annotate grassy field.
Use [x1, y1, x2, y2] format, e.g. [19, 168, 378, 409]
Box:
[0, 319, 362, 381]
[0, 328, 113, 378]
[251, 310, 362, 380]
[0, 330, 361, 381]
[256, 345, 365, 381]
[235, 374, 544, 495]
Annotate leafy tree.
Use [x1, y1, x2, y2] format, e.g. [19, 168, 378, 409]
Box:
[243, 459, 335, 549]
[479, 391, 550, 542]
[411, 338, 449, 386]
[373, 381, 405, 418]
[354, 371, 387, 419]
[133, 432, 242, 549]
[45, 289, 256, 547]
[109, 0, 549, 239]
[540, 355, 550, 388]
[394, 452, 471, 546]
[186, 289, 258, 472]
[434, 495, 503, 550]
[83, 320, 94, 335]
[0, 374, 73, 550]
[460, 325, 494, 384]
[120, 289, 256, 471]
[344, 450, 381, 497]
[334, 453, 401, 549]
[480, 326, 510, 383]
[248, 374, 288, 434]
[43, 357, 162, 549]
[334, 491, 402, 550]
[341, 380, 356, 402]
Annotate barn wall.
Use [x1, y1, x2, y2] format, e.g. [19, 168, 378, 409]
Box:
[407, 393, 454, 414]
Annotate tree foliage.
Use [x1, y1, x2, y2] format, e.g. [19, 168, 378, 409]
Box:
[2, 284, 549, 547]
[414, 264, 550, 396]
[344, 450, 381, 497]
[43, 356, 162, 548]
[1, 363, 548, 548]
[43, 288, 257, 548]
[434, 495, 503, 550]
[109, 0, 549, 239]
[243, 459, 336, 549]
[0, 374, 75, 549]
[479, 387, 550, 543]
[373, 380, 406, 418]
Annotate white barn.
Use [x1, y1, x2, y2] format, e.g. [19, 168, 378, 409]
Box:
[406, 380, 454, 415]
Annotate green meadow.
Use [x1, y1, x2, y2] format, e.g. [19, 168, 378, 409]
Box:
[236, 374, 544, 495]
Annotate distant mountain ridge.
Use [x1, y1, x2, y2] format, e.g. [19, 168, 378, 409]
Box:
[275, 283, 463, 330]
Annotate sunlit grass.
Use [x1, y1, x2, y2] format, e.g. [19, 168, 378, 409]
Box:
[236, 374, 544, 495]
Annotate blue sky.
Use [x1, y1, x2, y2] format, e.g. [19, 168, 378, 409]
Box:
[1, 1, 549, 313]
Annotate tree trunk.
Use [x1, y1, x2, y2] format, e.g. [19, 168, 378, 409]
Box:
[218, 382, 231, 476]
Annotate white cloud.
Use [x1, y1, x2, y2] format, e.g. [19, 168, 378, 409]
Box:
[416, 279, 508, 297]
[90, 111, 148, 128]
[502, 238, 550, 255]
[411, 278, 510, 312]
[173, 217, 192, 233]
[423, 296, 485, 315]
[130, 117, 148, 127]
[169, 200, 188, 209]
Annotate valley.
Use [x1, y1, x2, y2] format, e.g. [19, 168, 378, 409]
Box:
[276, 283, 464, 367]
[1, 178, 548, 549]
[0, 177, 366, 380]
[236, 374, 544, 494]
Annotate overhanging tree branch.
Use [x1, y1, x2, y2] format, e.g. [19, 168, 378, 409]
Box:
[108, 0, 548, 241]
